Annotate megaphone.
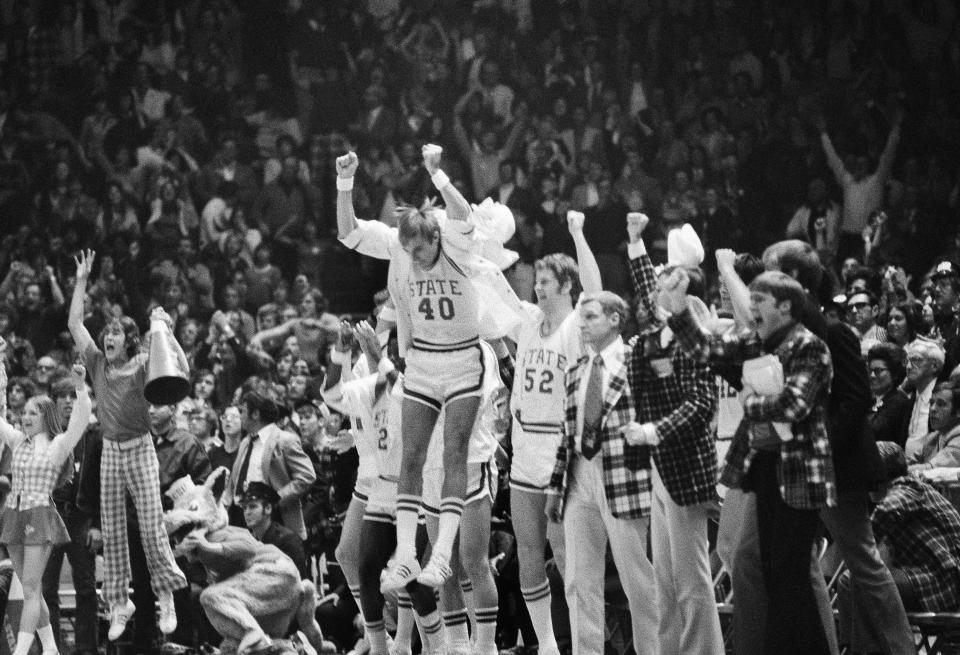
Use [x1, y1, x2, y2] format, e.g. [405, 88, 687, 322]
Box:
[144, 319, 190, 405]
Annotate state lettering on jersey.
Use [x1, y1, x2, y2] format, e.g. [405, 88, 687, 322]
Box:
[409, 279, 462, 321]
[407, 279, 463, 297]
[516, 347, 568, 396]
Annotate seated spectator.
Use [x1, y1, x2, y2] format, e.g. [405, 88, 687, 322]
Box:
[907, 381, 960, 472]
[885, 301, 924, 348]
[868, 443, 959, 611]
[904, 338, 946, 454]
[867, 343, 911, 448]
[239, 481, 309, 580]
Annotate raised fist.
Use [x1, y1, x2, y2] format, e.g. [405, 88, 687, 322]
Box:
[626, 212, 649, 242]
[422, 144, 443, 175]
[657, 267, 691, 315]
[336, 152, 359, 179]
[567, 210, 585, 234]
[715, 249, 737, 271]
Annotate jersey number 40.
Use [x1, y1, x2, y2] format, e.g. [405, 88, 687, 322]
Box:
[418, 297, 455, 320]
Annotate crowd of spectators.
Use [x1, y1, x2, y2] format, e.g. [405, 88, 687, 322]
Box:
[0, 0, 960, 652]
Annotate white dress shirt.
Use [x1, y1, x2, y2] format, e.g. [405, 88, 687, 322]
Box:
[907, 378, 937, 452]
[575, 336, 624, 454]
[245, 426, 269, 484]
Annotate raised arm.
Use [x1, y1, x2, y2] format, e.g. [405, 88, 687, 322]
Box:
[335, 151, 399, 259]
[48, 364, 92, 469]
[500, 103, 529, 160]
[0, 343, 22, 447]
[68, 249, 96, 355]
[875, 108, 903, 182]
[625, 212, 659, 317]
[249, 320, 294, 353]
[568, 210, 602, 293]
[422, 144, 471, 221]
[335, 152, 361, 239]
[716, 249, 754, 330]
[817, 116, 848, 186]
[322, 321, 353, 399]
[662, 268, 755, 364]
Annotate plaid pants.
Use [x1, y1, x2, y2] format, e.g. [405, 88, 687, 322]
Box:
[102, 435, 186, 608]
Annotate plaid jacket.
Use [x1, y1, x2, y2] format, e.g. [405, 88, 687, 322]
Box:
[548, 341, 652, 520]
[872, 475, 960, 611]
[668, 311, 837, 510]
[627, 252, 717, 506]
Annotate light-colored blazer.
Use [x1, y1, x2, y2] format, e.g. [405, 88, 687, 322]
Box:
[226, 423, 316, 539]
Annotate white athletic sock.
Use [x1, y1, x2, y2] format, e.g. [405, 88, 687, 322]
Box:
[521, 580, 558, 651]
[37, 624, 56, 652]
[13, 632, 34, 655]
[395, 495, 421, 562]
[420, 610, 445, 654]
[475, 606, 498, 655]
[433, 498, 464, 562]
[366, 620, 388, 655]
[394, 592, 414, 653]
[442, 609, 470, 653]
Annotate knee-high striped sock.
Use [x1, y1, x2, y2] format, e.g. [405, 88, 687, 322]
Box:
[459, 578, 476, 637]
[420, 610, 445, 654]
[366, 619, 389, 655]
[393, 591, 414, 654]
[349, 584, 369, 636]
[442, 609, 470, 654]
[395, 495, 421, 562]
[521, 580, 558, 652]
[475, 606, 499, 655]
[432, 498, 465, 563]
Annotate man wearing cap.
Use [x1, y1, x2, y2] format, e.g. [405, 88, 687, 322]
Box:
[931, 260, 960, 377]
[845, 291, 887, 356]
[240, 481, 308, 580]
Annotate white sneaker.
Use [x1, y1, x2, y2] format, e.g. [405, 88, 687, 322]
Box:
[416, 556, 452, 587]
[380, 559, 422, 593]
[108, 599, 136, 640]
[158, 591, 178, 634]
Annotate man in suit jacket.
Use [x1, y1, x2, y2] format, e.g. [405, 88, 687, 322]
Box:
[623, 218, 723, 654]
[664, 268, 837, 655]
[227, 392, 317, 540]
[545, 291, 657, 655]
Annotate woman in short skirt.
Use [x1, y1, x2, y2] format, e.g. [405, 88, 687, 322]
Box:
[0, 359, 90, 655]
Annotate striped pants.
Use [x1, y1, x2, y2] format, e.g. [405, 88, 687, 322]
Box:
[102, 436, 186, 608]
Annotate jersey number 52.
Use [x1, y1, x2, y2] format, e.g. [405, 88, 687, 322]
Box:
[523, 368, 554, 393]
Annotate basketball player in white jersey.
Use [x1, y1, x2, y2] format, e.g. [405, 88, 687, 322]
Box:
[321, 321, 380, 633]
[421, 339, 505, 655]
[323, 319, 446, 655]
[503, 210, 602, 655]
[335, 148, 522, 591]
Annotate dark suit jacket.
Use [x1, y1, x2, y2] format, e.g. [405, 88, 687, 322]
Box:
[869, 389, 911, 449]
[800, 300, 884, 492]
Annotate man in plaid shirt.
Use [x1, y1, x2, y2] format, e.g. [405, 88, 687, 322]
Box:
[620, 213, 722, 654]
[838, 441, 960, 616]
[663, 267, 837, 655]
